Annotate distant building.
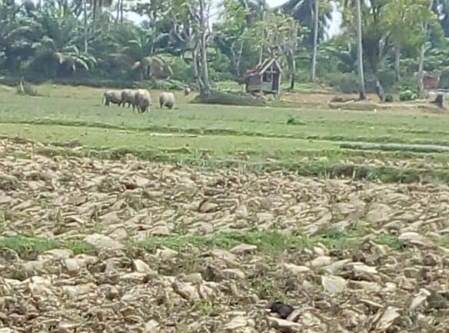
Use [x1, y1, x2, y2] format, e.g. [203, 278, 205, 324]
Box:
[244, 58, 282, 95]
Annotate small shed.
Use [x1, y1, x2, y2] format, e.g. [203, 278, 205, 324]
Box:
[244, 58, 282, 95]
[423, 72, 440, 90]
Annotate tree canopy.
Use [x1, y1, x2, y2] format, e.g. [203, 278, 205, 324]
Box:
[0, 0, 448, 96]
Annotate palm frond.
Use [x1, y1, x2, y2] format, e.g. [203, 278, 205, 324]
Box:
[73, 57, 90, 71]
[132, 61, 143, 70]
[55, 52, 65, 64]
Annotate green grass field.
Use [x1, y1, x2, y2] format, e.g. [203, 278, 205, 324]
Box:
[1, 84, 449, 182]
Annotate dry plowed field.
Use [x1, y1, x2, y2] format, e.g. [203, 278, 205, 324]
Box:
[1, 139, 449, 332]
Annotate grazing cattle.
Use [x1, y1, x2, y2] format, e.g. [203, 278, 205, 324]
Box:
[159, 92, 176, 109]
[135, 89, 152, 113]
[103, 90, 122, 106]
[121, 89, 137, 110]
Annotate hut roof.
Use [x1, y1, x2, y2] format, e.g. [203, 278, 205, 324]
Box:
[244, 58, 282, 78]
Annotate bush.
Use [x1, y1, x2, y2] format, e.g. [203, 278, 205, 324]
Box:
[0, 76, 189, 91]
[0, 76, 134, 89]
[209, 52, 234, 82]
[209, 67, 234, 82]
[376, 70, 396, 93]
[399, 90, 417, 101]
[214, 80, 243, 92]
[16, 79, 39, 96]
[325, 72, 359, 93]
[55, 77, 134, 88]
[140, 79, 185, 90]
[286, 116, 306, 125]
[324, 72, 394, 95]
[394, 76, 417, 94]
[384, 94, 394, 102]
[192, 90, 266, 106]
[168, 57, 194, 83]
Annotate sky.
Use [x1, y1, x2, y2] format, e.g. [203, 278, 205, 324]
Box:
[23, 0, 341, 38]
[214, 0, 342, 38]
[126, 0, 341, 38]
[269, 0, 291, 6]
[257, 0, 342, 38]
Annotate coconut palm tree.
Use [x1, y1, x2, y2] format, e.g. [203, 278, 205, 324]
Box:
[340, 0, 368, 99]
[311, 0, 319, 81]
[238, 0, 268, 24]
[433, 0, 449, 36]
[83, 0, 88, 52]
[417, 0, 435, 98]
[280, 0, 332, 82]
[115, 0, 124, 23]
[280, 0, 332, 46]
[90, 0, 113, 23]
[0, 2, 36, 73]
[355, 0, 366, 99]
[110, 24, 173, 80]
[26, 11, 96, 77]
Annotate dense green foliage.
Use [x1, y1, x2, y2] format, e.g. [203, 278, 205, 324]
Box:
[0, 0, 448, 95]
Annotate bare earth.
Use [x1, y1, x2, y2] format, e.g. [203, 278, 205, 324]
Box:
[1, 139, 449, 332]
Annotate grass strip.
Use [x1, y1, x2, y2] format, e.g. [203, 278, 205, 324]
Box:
[32, 145, 449, 184]
[341, 142, 449, 153]
[0, 229, 406, 258]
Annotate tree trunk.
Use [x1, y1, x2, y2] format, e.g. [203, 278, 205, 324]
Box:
[139, 67, 144, 81]
[417, 44, 426, 98]
[116, 0, 119, 22]
[83, 0, 88, 53]
[417, 0, 433, 99]
[120, 0, 124, 24]
[199, 37, 209, 95]
[235, 45, 242, 78]
[355, 0, 366, 100]
[192, 47, 199, 83]
[375, 79, 385, 102]
[394, 44, 401, 81]
[231, 40, 244, 78]
[236, 40, 243, 78]
[92, 0, 97, 32]
[92, 0, 96, 21]
[198, 0, 210, 96]
[147, 64, 151, 80]
[259, 11, 266, 64]
[311, 0, 319, 81]
[194, 45, 205, 92]
[289, 50, 296, 90]
[290, 66, 296, 90]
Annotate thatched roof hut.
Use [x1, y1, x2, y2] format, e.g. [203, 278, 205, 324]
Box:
[244, 58, 282, 95]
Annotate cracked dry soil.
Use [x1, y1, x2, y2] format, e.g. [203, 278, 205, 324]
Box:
[1, 139, 449, 332]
